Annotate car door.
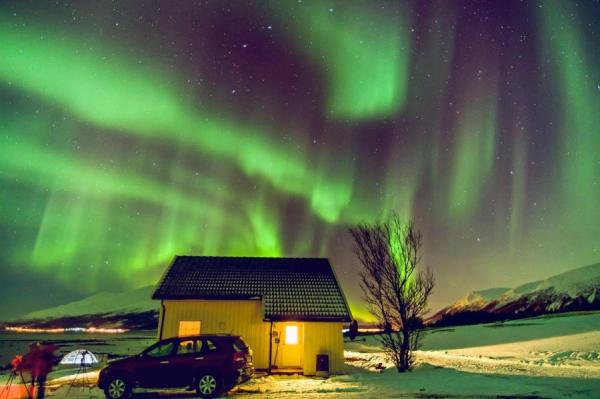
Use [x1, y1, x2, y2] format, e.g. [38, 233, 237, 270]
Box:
[169, 338, 205, 387]
[197, 338, 229, 377]
[135, 340, 176, 388]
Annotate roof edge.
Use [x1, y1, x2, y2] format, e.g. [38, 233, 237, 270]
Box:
[151, 255, 179, 300]
[264, 316, 352, 323]
[327, 259, 354, 321]
[153, 294, 263, 301]
[173, 255, 331, 261]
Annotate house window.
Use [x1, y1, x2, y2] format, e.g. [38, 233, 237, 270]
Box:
[285, 325, 298, 345]
[178, 321, 201, 337]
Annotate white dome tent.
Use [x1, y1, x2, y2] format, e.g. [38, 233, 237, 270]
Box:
[60, 349, 98, 365]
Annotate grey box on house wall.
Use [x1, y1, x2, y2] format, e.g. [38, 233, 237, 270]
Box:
[316, 354, 329, 378]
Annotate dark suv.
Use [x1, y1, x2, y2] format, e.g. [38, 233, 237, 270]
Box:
[98, 335, 253, 398]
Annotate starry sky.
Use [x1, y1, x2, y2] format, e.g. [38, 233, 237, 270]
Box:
[1, 0, 600, 321]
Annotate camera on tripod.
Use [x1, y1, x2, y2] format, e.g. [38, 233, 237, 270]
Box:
[1, 342, 58, 399]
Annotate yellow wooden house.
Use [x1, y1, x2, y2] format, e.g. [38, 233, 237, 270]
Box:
[152, 256, 352, 375]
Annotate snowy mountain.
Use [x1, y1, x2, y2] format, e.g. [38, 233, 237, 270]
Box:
[429, 262, 600, 326]
[20, 285, 157, 320]
[5, 286, 158, 330]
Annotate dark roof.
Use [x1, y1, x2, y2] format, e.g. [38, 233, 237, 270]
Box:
[152, 256, 352, 322]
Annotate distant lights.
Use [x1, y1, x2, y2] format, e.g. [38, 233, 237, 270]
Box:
[5, 326, 64, 333]
[5, 326, 128, 334]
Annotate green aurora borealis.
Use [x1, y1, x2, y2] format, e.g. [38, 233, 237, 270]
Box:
[1, 1, 600, 320]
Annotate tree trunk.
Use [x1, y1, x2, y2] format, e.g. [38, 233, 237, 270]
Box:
[399, 329, 410, 372]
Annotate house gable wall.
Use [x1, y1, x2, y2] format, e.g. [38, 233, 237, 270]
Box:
[159, 299, 346, 374]
[303, 322, 345, 375]
[161, 299, 271, 369]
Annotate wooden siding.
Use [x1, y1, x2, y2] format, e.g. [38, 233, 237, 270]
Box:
[159, 300, 345, 374]
[161, 299, 271, 369]
[302, 322, 345, 375]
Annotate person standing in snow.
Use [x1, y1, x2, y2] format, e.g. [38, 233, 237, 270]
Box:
[23, 342, 57, 399]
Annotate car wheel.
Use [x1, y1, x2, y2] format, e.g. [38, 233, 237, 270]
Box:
[195, 373, 220, 398]
[103, 376, 131, 399]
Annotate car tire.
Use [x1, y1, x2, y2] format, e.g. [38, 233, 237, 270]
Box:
[195, 373, 221, 398]
[103, 376, 132, 399]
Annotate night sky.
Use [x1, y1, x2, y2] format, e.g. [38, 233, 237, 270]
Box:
[1, 1, 600, 321]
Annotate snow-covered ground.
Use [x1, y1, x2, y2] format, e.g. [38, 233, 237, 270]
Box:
[2, 311, 599, 398]
[347, 311, 600, 379]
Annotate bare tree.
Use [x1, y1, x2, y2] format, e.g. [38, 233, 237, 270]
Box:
[349, 214, 434, 372]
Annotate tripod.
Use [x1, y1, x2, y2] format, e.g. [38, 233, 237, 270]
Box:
[0, 371, 17, 399]
[65, 352, 92, 396]
[1, 370, 33, 399]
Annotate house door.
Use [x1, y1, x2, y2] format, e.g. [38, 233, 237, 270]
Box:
[277, 323, 303, 368]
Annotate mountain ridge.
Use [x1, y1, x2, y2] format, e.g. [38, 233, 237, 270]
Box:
[1, 286, 159, 330]
[18, 285, 157, 321]
[429, 262, 600, 326]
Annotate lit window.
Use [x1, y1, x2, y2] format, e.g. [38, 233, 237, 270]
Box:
[178, 321, 201, 337]
[285, 325, 298, 345]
